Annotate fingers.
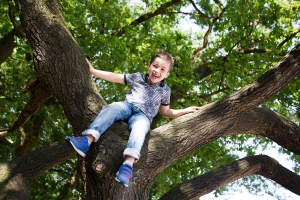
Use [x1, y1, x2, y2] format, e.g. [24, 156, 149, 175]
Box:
[189, 107, 201, 112]
[86, 58, 91, 66]
[85, 58, 94, 73]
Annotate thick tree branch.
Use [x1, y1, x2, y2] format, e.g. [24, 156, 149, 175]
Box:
[159, 107, 300, 199]
[137, 42, 300, 179]
[10, 0, 300, 199]
[226, 107, 300, 154]
[2, 106, 299, 199]
[159, 155, 300, 200]
[0, 140, 76, 200]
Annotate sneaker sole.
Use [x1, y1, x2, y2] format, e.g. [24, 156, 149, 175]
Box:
[65, 138, 86, 157]
[115, 172, 129, 187]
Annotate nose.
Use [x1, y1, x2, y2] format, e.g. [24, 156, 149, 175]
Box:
[154, 68, 160, 73]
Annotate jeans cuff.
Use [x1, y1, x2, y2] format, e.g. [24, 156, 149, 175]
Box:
[123, 148, 140, 162]
[82, 129, 101, 142]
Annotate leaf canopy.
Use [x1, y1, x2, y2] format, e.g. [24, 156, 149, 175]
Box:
[0, 0, 300, 199]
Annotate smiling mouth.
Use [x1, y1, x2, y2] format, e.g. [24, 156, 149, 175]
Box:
[153, 73, 160, 79]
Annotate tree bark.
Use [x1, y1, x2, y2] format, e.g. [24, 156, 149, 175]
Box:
[1, 106, 299, 199]
[6, 0, 300, 199]
[226, 107, 300, 154]
[140, 43, 300, 177]
[160, 107, 300, 199]
[0, 140, 75, 200]
[15, 0, 106, 134]
[160, 155, 300, 200]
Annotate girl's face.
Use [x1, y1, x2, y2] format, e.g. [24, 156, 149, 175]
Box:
[147, 57, 170, 84]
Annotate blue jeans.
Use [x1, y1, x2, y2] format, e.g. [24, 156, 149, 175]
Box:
[82, 102, 150, 161]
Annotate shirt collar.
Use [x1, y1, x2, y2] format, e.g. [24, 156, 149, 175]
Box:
[145, 73, 165, 87]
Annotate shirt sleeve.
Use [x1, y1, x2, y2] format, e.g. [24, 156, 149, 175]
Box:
[124, 72, 142, 86]
[161, 86, 171, 106]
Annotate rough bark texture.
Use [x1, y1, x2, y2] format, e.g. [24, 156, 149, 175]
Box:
[0, 140, 75, 200]
[16, 0, 106, 134]
[0, 0, 299, 199]
[159, 107, 300, 199]
[1, 106, 300, 199]
[160, 155, 300, 200]
[226, 107, 300, 154]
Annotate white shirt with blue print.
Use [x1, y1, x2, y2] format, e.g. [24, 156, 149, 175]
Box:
[124, 72, 171, 122]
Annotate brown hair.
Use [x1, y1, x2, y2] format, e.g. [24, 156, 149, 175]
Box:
[149, 51, 174, 72]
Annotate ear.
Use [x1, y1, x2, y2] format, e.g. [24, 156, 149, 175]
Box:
[165, 72, 170, 78]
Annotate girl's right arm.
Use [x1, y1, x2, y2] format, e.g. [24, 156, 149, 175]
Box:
[86, 58, 124, 84]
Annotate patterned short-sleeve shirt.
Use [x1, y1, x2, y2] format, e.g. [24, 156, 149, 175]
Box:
[124, 72, 171, 122]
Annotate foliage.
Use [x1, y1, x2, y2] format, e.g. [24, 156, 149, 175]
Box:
[1, 0, 300, 199]
[29, 158, 82, 200]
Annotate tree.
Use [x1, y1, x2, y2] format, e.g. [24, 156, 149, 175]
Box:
[0, 0, 300, 199]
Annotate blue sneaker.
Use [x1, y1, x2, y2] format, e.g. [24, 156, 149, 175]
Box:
[115, 164, 133, 187]
[65, 136, 90, 157]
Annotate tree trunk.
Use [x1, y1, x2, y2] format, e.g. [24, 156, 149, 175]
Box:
[15, 0, 106, 134]
[6, 0, 300, 199]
